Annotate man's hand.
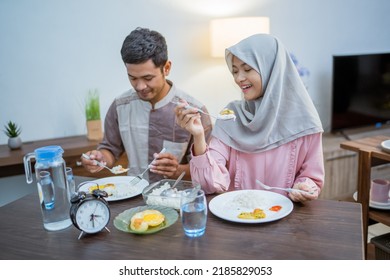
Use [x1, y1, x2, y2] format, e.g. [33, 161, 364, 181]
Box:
[149, 151, 179, 178]
[80, 149, 114, 173]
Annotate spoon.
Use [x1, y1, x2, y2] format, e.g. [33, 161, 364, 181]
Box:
[170, 101, 235, 121]
[170, 101, 220, 119]
[81, 153, 129, 175]
[161, 171, 186, 197]
[255, 179, 314, 195]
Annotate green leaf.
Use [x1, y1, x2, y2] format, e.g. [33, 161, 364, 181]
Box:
[85, 89, 101, 121]
[3, 121, 21, 137]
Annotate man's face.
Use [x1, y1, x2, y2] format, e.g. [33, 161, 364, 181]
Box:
[125, 59, 171, 104]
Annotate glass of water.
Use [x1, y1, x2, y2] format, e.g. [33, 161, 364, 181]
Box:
[38, 171, 55, 210]
[66, 167, 76, 201]
[180, 188, 207, 237]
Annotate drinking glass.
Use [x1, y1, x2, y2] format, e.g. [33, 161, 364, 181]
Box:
[38, 171, 55, 210]
[180, 189, 207, 237]
[66, 167, 76, 201]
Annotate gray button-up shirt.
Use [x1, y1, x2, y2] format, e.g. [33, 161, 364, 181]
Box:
[98, 81, 212, 183]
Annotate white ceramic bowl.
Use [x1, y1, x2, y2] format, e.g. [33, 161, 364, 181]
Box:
[381, 140, 390, 153]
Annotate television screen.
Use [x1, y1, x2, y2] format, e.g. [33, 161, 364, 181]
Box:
[331, 52, 390, 132]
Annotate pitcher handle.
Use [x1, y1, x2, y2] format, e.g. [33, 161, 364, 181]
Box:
[23, 152, 35, 184]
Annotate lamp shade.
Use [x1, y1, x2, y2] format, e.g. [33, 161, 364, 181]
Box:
[210, 17, 270, 58]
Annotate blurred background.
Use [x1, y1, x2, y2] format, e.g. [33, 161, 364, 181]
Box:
[1, 0, 389, 144]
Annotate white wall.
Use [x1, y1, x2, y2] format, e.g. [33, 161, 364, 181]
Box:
[1, 0, 389, 145]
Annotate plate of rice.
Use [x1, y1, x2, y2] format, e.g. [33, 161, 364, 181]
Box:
[78, 176, 149, 202]
[209, 190, 294, 223]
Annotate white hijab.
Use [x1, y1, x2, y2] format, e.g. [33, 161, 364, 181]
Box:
[212, 34, 323, 153]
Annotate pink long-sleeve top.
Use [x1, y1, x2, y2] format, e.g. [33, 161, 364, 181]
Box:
[190, 133, 324, 196]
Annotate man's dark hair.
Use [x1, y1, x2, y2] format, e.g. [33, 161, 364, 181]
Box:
[121, 27, 168, 69]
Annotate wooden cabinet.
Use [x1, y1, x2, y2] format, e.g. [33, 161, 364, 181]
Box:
[340, 135, 390, 259]
[0, 135, 128, 178]
[321, 128, 390, 200]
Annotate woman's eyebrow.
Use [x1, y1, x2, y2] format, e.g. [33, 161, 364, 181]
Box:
[232, 62, 249, 69]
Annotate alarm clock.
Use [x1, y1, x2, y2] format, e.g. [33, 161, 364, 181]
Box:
[70, 189, 111, 239]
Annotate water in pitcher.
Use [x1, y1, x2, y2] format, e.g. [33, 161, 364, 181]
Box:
[24, 146, 72, 231]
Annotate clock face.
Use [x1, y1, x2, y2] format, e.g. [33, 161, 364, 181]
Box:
[75, 199, 110, 234]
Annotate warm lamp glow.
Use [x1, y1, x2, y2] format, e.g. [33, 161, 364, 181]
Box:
[210, 17, 270, 57]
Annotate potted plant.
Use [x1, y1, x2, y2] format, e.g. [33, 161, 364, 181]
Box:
[4, 121, 22, 149]
[85, 89, 103, 140]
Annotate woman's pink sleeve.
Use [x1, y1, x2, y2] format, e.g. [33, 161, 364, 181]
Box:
[190, 137, 231, 194]
[294, 133, 325, 191]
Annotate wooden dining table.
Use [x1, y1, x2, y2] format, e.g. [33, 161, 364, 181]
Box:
[0, 175, 363, 260]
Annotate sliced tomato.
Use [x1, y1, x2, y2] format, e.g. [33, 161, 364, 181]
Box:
[269, 205, 282, 212]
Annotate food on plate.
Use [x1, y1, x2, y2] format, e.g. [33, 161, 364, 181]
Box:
[141, 210, 165, 226]
[238, 208, 266, 219]
[86, 181, 139, 199]
[88, 183, 115, 195]
[130, 209, 165, 232]
[218, 108, 236, 120]
[130, 216, 149, 232]
[230, 191, 266, 209]
[269, 205, 282, 212]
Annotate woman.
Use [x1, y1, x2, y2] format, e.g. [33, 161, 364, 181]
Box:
[175, 34, 324, 203]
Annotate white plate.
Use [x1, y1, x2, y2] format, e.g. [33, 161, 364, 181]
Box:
[353, 191, 390, 210]
[209, 190, 294, 223]
[381, 140, 390, 153]
[78, 176, 149, 202]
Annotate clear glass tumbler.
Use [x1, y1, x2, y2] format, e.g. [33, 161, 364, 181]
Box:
[180, 189, 207, 237]
[66, 167, 76, 201]
[38, 171, 55, 210]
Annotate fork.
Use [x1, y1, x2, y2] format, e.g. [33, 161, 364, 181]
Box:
[129, 148, 167, 186]
[81, 153, 128, 174]
[255, 179, 314, 195]
[170, 101, 221, 120]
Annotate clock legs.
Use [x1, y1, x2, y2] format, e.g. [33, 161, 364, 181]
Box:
[77, 227, 110, 240]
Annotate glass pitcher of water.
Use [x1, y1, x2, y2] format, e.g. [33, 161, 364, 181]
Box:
[24, 145, 72, 231]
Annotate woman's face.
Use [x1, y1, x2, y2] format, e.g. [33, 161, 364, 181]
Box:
[231, 56, 263, 100]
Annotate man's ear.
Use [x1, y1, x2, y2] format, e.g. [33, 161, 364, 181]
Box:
[163, 60, 172, 76]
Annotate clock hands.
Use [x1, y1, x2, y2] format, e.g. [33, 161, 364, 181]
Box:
[88, 213, 110, 232]
[89, 202, 100, 228]
[89, 203, 104, 228]
[90, 214, 95, 228]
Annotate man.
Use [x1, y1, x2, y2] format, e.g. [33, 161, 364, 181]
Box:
[81, 27, 212, 183]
